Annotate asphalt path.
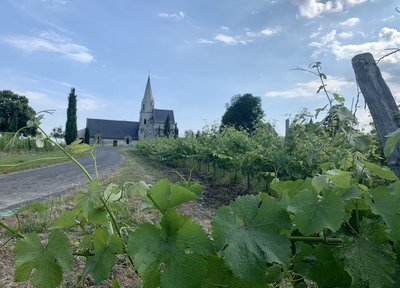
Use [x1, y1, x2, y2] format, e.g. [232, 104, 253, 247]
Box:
[0, 148, 124, 212]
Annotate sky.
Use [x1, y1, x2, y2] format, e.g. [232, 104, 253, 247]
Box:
[1, 0, 400, 135]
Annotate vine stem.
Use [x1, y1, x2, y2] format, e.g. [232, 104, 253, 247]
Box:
[38, 127, 93, 182]
[99, 196, 136, 269]
[0, 221, 24, 239]
[289, 236, 343, 245]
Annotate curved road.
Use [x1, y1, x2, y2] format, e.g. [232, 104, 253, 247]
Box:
[0, 148, 124, 212]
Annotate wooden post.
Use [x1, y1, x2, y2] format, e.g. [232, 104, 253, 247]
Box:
[352, 52, 400, 177]
[285, 118, 290, 137]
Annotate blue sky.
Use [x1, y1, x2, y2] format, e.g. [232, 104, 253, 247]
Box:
[1, 0, 399, 135]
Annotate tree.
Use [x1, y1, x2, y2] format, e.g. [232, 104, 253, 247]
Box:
[0, 90, 36, 135]
[174, 123, 179, 138]
[164, 114, 171, 138]
[221, 93, 264, 132]
[65, 88, 77, 145]
[50, 126, 65, 143]
[84, 127, 90, 144]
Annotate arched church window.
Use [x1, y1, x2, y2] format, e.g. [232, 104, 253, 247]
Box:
[144, 119, 147, 124]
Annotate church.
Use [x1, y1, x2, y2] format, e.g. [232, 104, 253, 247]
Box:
[80, 77, 175, 146]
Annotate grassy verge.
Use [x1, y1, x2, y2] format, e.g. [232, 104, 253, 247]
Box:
[0, 150, 89, 175]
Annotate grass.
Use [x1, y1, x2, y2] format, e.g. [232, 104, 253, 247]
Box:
[0, 150, 89, 175]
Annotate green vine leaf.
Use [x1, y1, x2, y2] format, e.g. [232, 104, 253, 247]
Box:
[75, 180, 102, 219]
[104, 183, 122, 202]
[17, 203, 48, 214]
[51, 210, 79, 229]
[147, 179, 198, 213]
[202, 256, 264, 288]
[336, 219, 397, 288]
[288, 188, 345, 235]
[366, 185, 400, 241]
[211, 194, 291, 284]
[384, 128, 400, 157]
[128, 211, 213, 288]
[326, 169, 352, 189]
[14, 231, 72, 288]
[363, 161, 398, 181]
[82, 228, 123, 285]
[294, 243, 351, 288]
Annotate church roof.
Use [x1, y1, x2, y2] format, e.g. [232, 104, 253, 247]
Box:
[153, 109, 175, 124]
[86, 118, 139, 140]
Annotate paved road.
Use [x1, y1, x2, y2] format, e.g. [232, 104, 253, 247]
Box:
[0, 148, 124, 212]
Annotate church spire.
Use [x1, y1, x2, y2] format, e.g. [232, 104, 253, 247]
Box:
[141, 76, 154, 112]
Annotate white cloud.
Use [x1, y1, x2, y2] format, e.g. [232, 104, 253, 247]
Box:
[41, 0, 67, 5]
[310, 27, 400, 63]
[221, 26, 230, 31]
[79, 98, 98, 110]
[265, 76, 353, 98]
[338, 31, 353, 39]
[158, 11, 185, 20]
[197, 38, 215, 44]
[260, 27, 282, 36]
[3, 31, 94, 63]
[293, 0, 368, 18]
[204, 27, 281, 46]
[23, 91, 65, 109]
[214, 34, 246, 45]
[340, 17, 360, 27]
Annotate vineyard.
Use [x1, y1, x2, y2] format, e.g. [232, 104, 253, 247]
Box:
[1, 60, 400, 287]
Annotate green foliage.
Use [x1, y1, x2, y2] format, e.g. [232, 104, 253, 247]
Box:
[14, 231, 72, 287]
[65, 88, 77, 145]
[50, 126, 65, 143]
[0, 90, 36, 136]
[336, 219, 397, 288]
[84, 127, 90, 144]
[384, 128, 400, 157]
[221, 93, 264, 132]
[82, 228, 124, 284]
[212, 194, 291, 284]
[294, 244, 352, 288]
[128, 210, 213, 288]
[288, 185, 345, 235]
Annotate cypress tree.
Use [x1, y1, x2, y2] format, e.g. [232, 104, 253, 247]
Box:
[174, 123, 179, 138]
[65, 88, 77, 145]
[84, 127, 90, 144]
[164, 114, 171, 138]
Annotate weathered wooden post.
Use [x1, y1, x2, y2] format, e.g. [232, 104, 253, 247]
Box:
[352, 52, 400, 177]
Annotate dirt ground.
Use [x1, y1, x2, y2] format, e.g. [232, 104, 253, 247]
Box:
[0, 148, 251, 287]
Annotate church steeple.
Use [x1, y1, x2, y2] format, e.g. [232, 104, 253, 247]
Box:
[141, 76, 154, 112]
[139, 76, 155, 139]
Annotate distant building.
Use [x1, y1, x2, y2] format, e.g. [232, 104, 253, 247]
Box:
[79, 77, 175, 146]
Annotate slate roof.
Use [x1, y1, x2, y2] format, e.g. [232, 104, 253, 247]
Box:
[153, 109, 175, 124]
[86, 118, 139, 140]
